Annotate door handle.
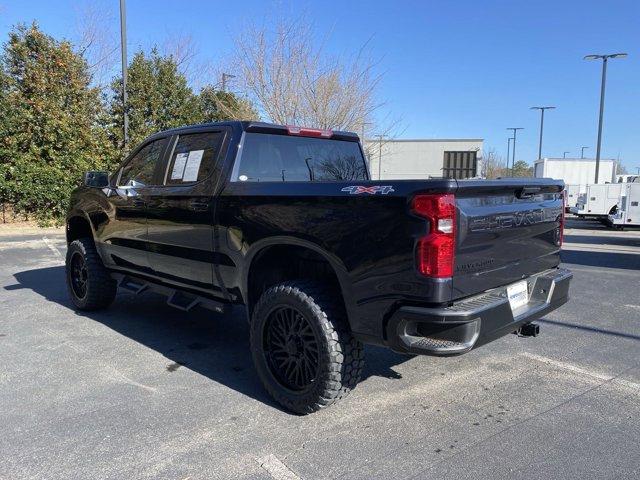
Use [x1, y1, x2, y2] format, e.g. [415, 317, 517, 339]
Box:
[189, 199, 209, 212]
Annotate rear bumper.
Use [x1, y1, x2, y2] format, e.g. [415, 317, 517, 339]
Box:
[385, 268, 572, 356]
[607, 213, 623, 225]
[569, 205, 583, 215]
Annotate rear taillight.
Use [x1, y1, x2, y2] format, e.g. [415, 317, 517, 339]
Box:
[412, 194, 456, 278]
[286, 125, 333, 138]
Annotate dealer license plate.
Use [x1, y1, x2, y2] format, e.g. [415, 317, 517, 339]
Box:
[507, 280, 529, 311]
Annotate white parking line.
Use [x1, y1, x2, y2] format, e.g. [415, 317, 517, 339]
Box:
[104, 365, 158, 394]
[521, 352, 640, 393]
[0, 239, 48, 250]
[521, 352, 612, 381]
[42, 236, 63, 259]
[259, 454, 301, 480]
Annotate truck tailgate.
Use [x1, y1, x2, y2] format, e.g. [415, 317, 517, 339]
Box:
[453, 179, 564, 300]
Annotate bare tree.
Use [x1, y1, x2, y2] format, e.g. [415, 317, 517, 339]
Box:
[160, 33, 218, 90]
[162, 33, 198, 71]
[316, 155, 368, 180]
[233, 17, 384, 132]
[73, 3, 119, 88]
[481, 147, 509, 179]
[616, 162, 628, 175]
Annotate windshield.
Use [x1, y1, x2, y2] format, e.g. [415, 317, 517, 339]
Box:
[234, 133, 368, 182]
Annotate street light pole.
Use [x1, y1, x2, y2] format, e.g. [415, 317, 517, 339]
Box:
[580, 146, 589, 159]
[530, 106, 555, 160]
[563, 151, 570, 159]
[507, 127, 524, 176]
[594, 57, 608, 182]
[584, 52, 628, 183]
[119, 0, 128, 150]
[506, 137, 512, 173]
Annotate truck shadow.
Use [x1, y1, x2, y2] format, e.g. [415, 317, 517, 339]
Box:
[561, 250, 640, 270]
[6, 265, 412, 411]
[564, 233, 640, 247]
[564, 217, 608, 230]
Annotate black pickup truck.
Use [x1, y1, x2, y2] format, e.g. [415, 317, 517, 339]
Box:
[66, 121, 572, 413]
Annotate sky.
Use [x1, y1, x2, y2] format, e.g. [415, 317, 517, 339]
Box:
[1, 0, 639, 172]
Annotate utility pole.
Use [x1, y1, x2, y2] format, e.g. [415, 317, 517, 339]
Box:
[507, 128, 524, 176]
[360, 121, 372, 173]
[221, 72, 236, 92]
[584, 53, 628, 183]
[360, 121, 372, 144]
[375, 134, 385, 180]
[530, 106, 555, 160]
[506, 137, 512, 174]
[119, 0, 128, 150]
[580, 146, 589, 159]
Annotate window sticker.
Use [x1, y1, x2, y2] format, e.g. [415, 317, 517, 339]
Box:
[170, 152, 189, 180]
[182, 150, 204, 181]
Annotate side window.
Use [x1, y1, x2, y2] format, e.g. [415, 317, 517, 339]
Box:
[165, 132, 224, 185]
[119, 139, 167, 187]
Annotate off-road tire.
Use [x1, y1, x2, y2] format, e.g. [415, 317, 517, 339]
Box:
[250, 280, 364, 414]
[65, 238, 117, 311]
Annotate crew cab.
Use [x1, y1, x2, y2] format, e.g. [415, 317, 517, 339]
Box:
[66, 121, 572, 413]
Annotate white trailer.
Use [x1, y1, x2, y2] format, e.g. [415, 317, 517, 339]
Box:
[564, 184, 586, 211]
[534, 158, 617, 185]
[571, 183, 623, 218]
[607, 182, 640, 229]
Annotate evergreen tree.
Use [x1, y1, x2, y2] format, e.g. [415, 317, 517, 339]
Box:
[0, 26, 259, 224]
[106, 48, 201, 153]
[512, 160, 534, 177]
[106, 50, 258, 157]
[0, 23, 112, 224]
[197, 85, 257, 122]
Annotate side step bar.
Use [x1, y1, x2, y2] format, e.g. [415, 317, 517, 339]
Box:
[118, 276, 148, 294]
[166, 291, 201, 312]
[113, 273, 227, 314]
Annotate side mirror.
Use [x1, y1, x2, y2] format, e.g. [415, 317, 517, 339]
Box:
[84, 171, 109, 188]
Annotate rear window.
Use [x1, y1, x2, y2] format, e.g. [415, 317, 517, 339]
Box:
[233, 133, 367, 182]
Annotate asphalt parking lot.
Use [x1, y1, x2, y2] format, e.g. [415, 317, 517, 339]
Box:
[1, 217, 639, 480]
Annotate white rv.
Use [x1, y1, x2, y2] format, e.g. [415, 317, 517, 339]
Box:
[607, 182, 640, 229]
[571, 183, 623, 218]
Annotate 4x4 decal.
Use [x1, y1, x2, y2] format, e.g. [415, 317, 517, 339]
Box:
[341, 185, 395, 195]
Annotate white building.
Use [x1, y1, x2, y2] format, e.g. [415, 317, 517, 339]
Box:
[364, 139, 484, 180]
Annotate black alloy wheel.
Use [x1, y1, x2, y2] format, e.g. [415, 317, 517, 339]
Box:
[69, 251, 89, 299]
[65, 238, 117, 311]
[263, 306, 320, 392]
[249, 280, 364, 414]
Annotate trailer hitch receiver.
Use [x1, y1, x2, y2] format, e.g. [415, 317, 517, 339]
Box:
[517, 322, 540, 337]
